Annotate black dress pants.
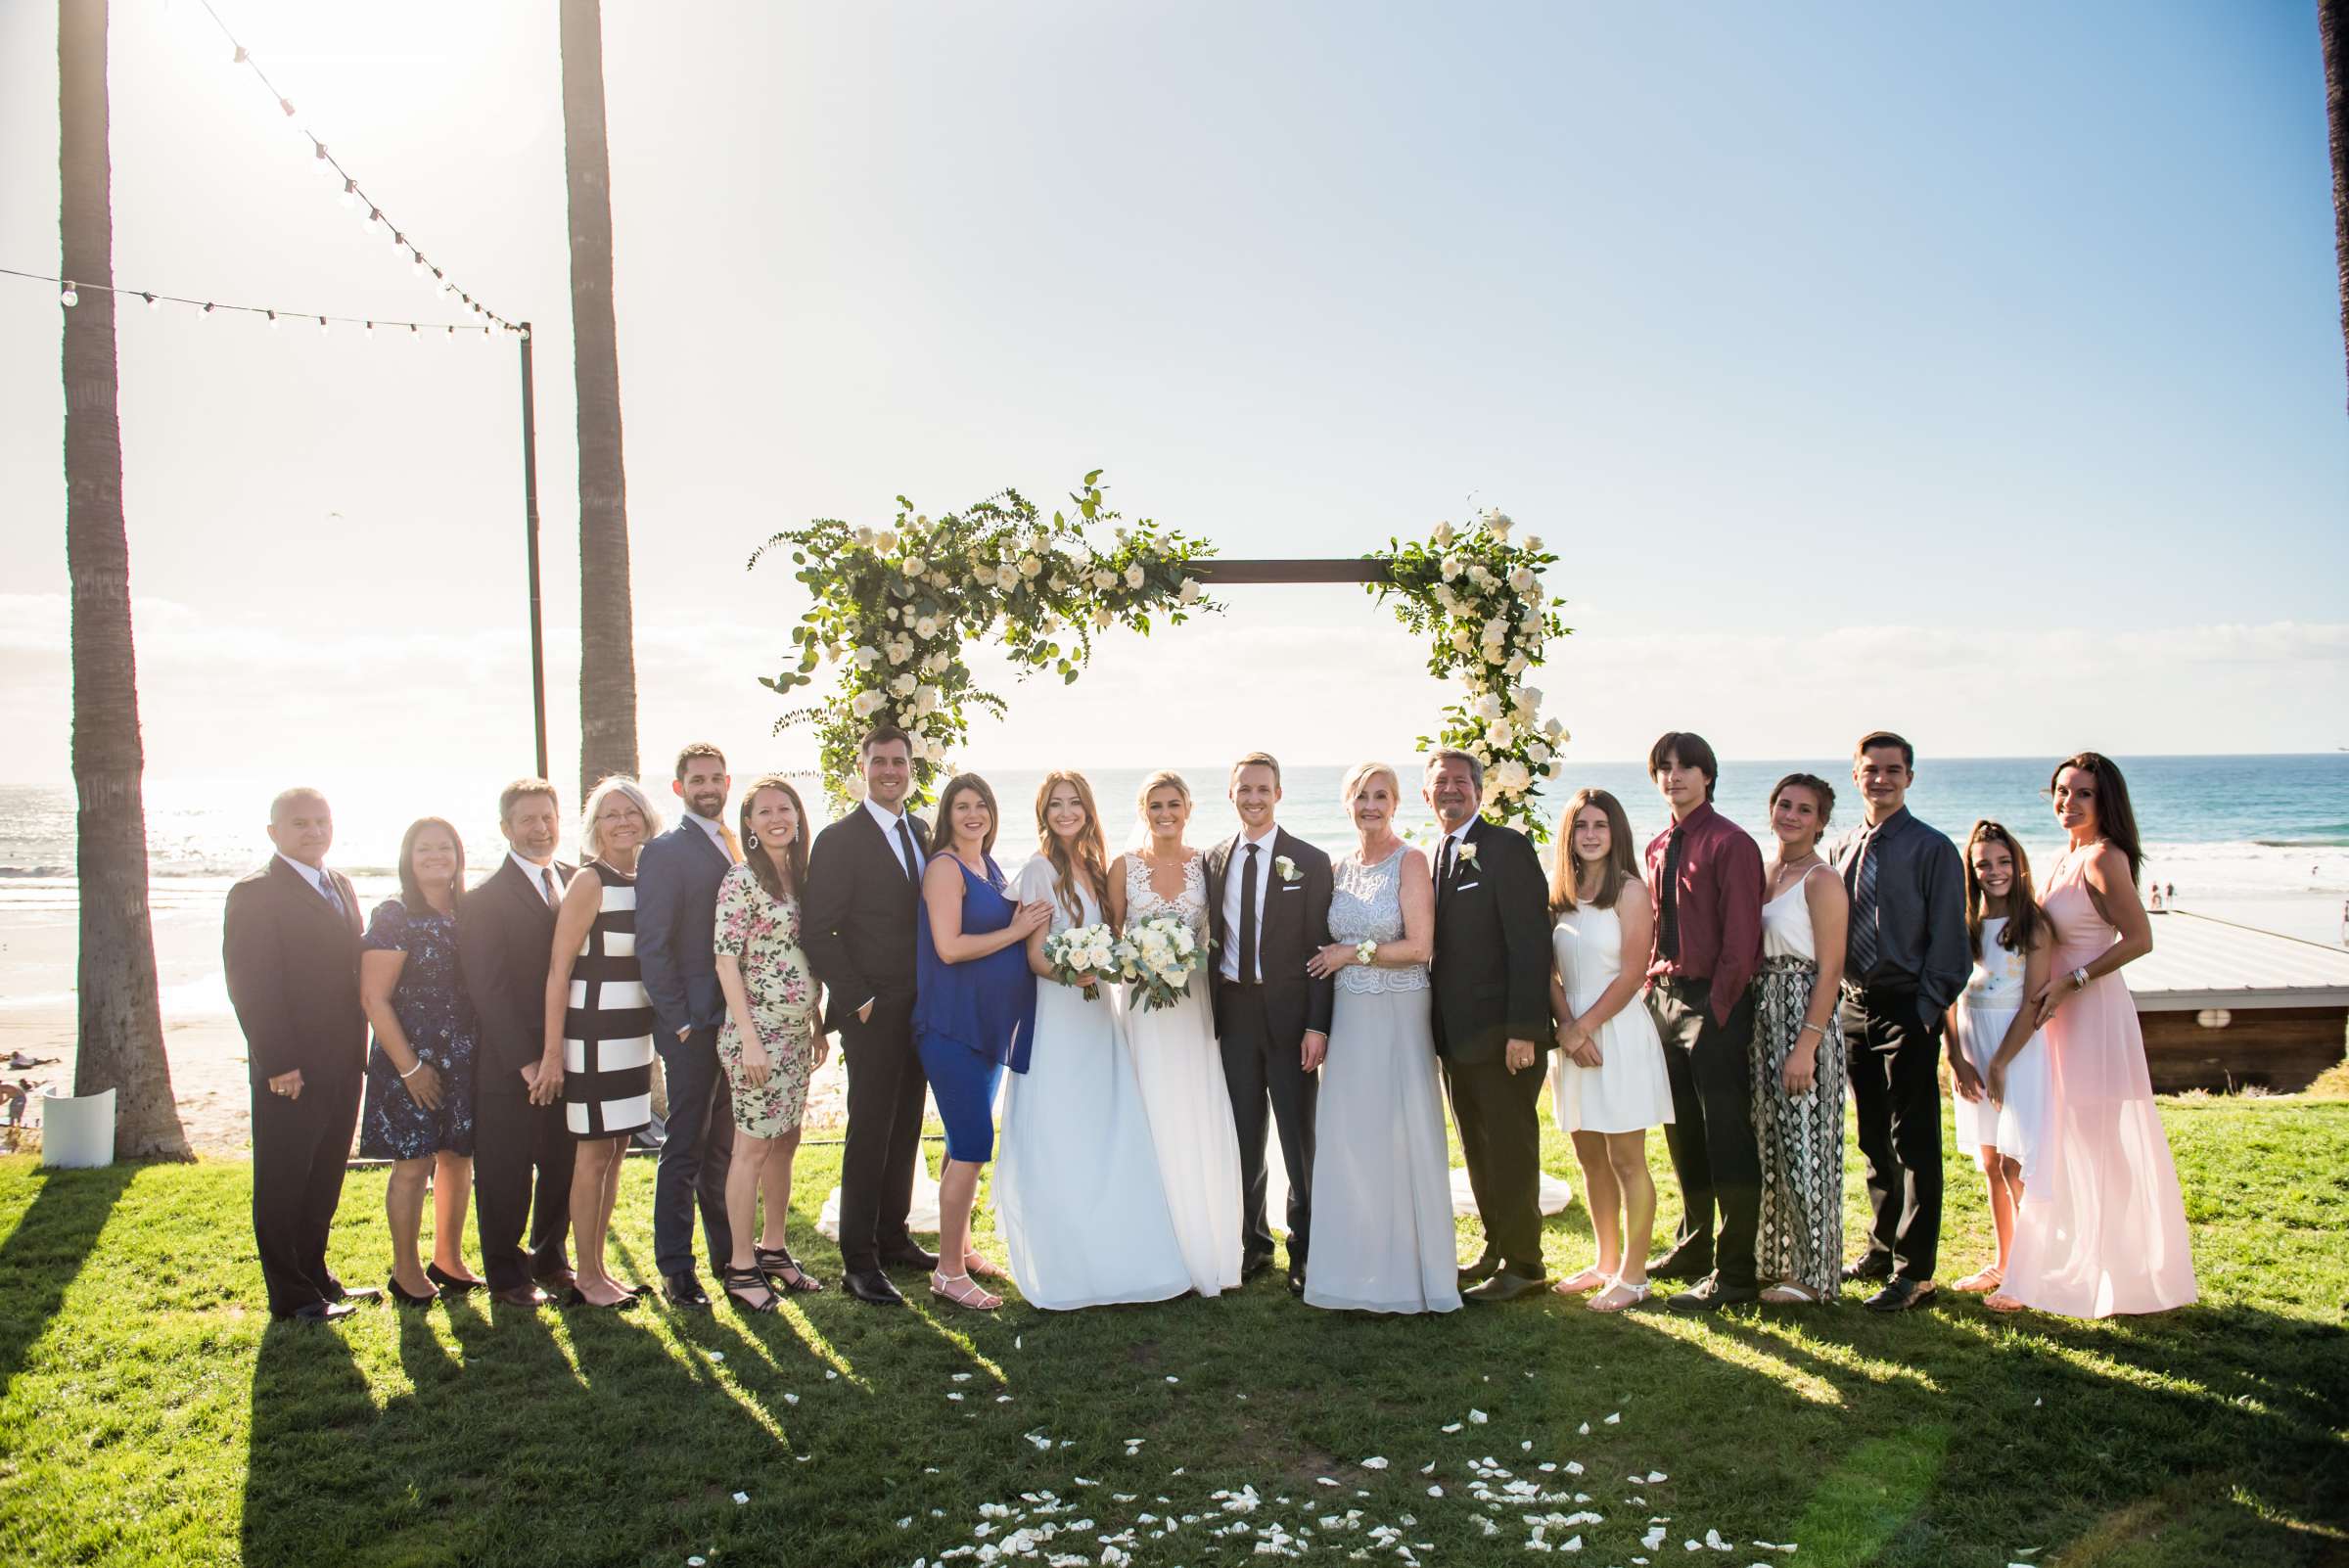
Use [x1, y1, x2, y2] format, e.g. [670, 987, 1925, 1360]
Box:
[1441, 1051, 1547, 1275]
[474, 1087, 575, 1292]
[837, 994, 927, 1272]
[1650, 979, 1762, 1288]
[1216, 981, 1317, 1274]
[653, 1023, 735, 1278]
[251, 1069, 361, 1317]
[1841, 983, 1944, 1283]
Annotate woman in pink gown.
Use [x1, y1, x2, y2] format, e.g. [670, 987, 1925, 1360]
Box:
[1989, 753, 2195, 1317]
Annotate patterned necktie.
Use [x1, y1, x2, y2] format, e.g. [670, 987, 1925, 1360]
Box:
[1655, 831, 1683, 962]
[540, 866, 561, 908]
[894, 817, 923, 890]
[1238, 843, 1261, 986]
[717, 822, 744, 863]
[316, 869, 345, 919]
[1848, 831, 1881, 976]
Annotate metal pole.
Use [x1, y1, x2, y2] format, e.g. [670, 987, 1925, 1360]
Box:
[519, 322, 550, 781]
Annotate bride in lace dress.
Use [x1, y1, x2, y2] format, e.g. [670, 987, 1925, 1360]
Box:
[1108, 770, 1243, 1297]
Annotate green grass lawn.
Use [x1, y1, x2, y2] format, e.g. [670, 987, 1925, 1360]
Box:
[0, 1098, 2343, 1568]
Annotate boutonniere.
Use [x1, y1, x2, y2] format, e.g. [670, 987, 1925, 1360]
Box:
[1274, 854, 1301, 883]
[1454, 842, 1479, 869]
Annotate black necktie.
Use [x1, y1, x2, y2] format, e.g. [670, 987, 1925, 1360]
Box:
[1848, 831, 1881, 976]
[1438, 835, 1456, 889]
[1238, 843, 1261, 986]
[895, 818, 922, 891]
[1656, 830, 1684, 962]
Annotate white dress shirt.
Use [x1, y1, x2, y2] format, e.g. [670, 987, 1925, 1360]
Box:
[276, 853, 341, 909]
[864, 796, 925, 881]
[509, 849, 564, 905]
[686, 809, 728, 857]
[1437, 819, 1475, 884]
[1217, 825, 1281, 984]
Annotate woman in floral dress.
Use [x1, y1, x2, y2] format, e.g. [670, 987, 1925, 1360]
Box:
[713, 775, 828, 1313]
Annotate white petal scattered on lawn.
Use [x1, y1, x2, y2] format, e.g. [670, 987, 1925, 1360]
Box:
[1522, 1441, 1533, 1453]
[1015, 1335, 1023, 1350]
[1538, 1463, 1557, 1474]
[731, 1492, 748, 1505]
[997, 1396, 1013, 1404]
[946, 1393, 964, 1402]
[783, 1393, 800, 1406]
[951, 1372, 973, 1382]
[1707, 1528, 1734, 1550]
[1316, 1478, 1339, 1488]
[1443, 1422, 1463, 1434]
[1470, 1408, 1490, 1423]
[1428, 1486, 1445, 1498]
[1578, 1423, 1591, 1436]
[687, 1557, 706, 1566]
[897, 1517, 911, 1530]
[1565, 1462, 1585, 1475]
[1166, 1375, 1180, 1383]
[1561, 1536, 1583, 1552]
[825, 1370, 839, 1380]
[1648, 1471, 1669, 1483]
[1360, 1457, 1390, 1470]
[1642, 1526, 1669, 1550]
[1604, 1412, 1622, 1425]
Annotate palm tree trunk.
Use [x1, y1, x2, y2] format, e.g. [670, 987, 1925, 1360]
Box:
[61, 0, 188, 1160]
[2325, 0, 2349, 412]
[560, 0, 638, 799]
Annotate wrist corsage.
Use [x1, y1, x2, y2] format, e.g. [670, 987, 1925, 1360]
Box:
[1354, 940, 1378, 967]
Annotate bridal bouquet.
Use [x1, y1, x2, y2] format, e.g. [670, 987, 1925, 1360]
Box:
[1041, 922, 1118, 1001]
[1116, 913, 1205, 1013]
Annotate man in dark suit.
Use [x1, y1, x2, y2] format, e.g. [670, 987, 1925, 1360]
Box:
[802, 725, 935, 1306]
[635, 742, 738, 1310]
[1205, 752, 1333, 1295]
[460, 778, 577, 1307]
[222, 787, 379, 1322]
[1423, 750, 1555, 1303]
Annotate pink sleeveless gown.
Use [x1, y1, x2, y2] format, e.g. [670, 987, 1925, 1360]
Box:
[2002, 848, 2196, 1316]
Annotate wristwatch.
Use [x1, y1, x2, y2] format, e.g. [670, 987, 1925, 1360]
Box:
[2069, 966, 2090, 992]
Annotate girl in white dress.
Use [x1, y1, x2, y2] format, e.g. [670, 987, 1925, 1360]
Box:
[1299, 762, 1458, 1314]
[1109, 771, 1243, 1298]
[996, 771, 1192, 1311]
[1946, 820, 2051, 1295]
[1543, 789, 1674, 1313]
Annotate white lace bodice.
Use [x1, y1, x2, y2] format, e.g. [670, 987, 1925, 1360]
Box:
[1331, 848, 1427, 994]
[1124, 851, 1208, 942]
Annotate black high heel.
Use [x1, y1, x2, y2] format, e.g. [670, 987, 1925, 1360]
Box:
[723, 1265, 779, 1314]
[756, 1243, 825, 1294]
[425, 1263, 484, 1294]
[387, 1272, 438, 1308]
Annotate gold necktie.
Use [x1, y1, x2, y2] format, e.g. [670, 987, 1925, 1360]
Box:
[717, 823, 744, 863]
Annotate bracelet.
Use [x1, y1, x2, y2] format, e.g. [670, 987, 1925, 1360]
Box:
[397, 1058, 425, 1080]
[1355, 940, 1379, 967]
[1798, 1023, 1825, 1038]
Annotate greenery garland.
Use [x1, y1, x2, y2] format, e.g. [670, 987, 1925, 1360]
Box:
[752, 473, 1218, 807]
[1370, 508, 1572, 841]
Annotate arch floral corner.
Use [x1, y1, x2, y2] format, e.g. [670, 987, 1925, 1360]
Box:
[755, 475, 1570, 839]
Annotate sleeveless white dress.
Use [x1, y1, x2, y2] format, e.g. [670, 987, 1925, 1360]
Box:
[1545, 901, 1674, 1134]
[1119, 853, 1243, 1297]
[1953, 915, 2049, 1177]
[993, 859, 1192, 1310]
[1304, 849, 1460, 1314]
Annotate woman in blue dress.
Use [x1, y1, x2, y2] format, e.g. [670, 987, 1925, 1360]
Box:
[913, 772, 1048, 1312]
[359, 817, 484, 1306]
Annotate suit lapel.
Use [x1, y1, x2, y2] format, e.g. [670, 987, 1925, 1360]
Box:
[269, 856, 345, 933]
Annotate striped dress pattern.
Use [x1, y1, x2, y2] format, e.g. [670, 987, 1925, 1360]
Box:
[562, 859, 656, 1138]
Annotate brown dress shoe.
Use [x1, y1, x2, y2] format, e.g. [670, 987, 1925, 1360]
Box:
[490, 1284, 550, 1308]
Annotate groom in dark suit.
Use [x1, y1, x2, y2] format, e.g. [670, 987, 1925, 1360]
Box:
[1206, 752, 1334, 1295]
[803, 725, 936, 1306]
[1423, 749, 1556, 1303]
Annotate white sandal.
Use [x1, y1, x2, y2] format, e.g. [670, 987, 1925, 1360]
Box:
[1759, 1280, 1829, 1305]
[1551, 1266, 1612, 1297]
[930, 1270, 1002, 1312]
[1589, 1278, 1649, 1313]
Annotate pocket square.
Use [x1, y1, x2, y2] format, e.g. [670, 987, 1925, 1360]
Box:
[1453, 880, 1483, 892]
[1278, 883, 1303, 893]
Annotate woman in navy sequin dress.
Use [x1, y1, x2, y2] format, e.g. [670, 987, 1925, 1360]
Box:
[359, 817, 484, 1304]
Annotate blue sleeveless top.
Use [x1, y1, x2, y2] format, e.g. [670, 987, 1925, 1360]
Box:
[912, 853, 1038, 1074]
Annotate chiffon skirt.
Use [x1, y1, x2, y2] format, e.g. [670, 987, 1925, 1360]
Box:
[1123, 975, 1243, 1297]
[1951, 999, 2048, 1177]
[2003, 972, 2196, 1317]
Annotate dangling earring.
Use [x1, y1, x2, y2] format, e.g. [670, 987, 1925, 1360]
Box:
[745, 831, 760, 850]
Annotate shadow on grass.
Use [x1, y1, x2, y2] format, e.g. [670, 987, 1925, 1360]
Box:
[0, 1163, 136, 1399]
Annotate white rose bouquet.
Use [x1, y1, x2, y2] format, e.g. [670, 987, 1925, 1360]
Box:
[1115, 913, 1205, 1013]
[1041, 921, 1118, 1002]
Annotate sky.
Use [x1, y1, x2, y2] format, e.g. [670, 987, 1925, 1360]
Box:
[1, 0, 2344, 811]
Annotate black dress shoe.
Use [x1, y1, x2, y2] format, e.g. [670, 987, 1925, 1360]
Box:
[1842, 1253, 1895, 1284]
[1243, 1253, 1276, 1281]
[426, 1263, 484, 1294]
[1646, 1245, 1714, 1282]
[1864, 1278, 1937, 1313]
[286, 1300, 358, 1322]
[879, 1244, 941, 1272]
[1665, 1276, 1761, 1313]
[1456, 1252, 1501, 1287]
[534, 1265, 579, 1293]
[325, 1282, 383, 1305]
[1463, 1268, 1549, 1304]
[489, 1284, 550, 1308]
[1286, 1273, 1306, 1297]
[663, 1271, 714, 1310]
[387, 1273, 438, 1308]
[843, 1268, 906, 1307]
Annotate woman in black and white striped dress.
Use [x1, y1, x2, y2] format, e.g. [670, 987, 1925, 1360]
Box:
[539, 776, 663, 1309]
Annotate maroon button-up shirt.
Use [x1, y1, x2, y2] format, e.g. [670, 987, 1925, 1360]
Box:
[1643, 801, 1765, 1025]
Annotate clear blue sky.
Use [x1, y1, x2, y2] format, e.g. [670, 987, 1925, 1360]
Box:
[1, 1, 2342, 799]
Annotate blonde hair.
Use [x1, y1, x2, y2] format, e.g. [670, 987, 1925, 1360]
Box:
[1036, 770, 1111, 921]
[1136, 769, 1193, 832]
[1339, 761, 1401, 815]
[579, 776, 664, 861]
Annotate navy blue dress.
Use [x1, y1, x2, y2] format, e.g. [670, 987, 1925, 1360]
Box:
[912, 854, 1036, 1162]
[357, 899, 480, 1160]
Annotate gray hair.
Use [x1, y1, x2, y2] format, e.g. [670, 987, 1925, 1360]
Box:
[269, 786, 329, 823]
[579, 775, 665, 860]
[1423, 748, 1484, 794]
[1339, 761, 1401, 810]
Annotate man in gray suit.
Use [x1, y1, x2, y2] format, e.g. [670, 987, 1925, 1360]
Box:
[635, 743, 738, 1309]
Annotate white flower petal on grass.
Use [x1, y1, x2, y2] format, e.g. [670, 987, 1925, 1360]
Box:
[1707, 1530, 1733, 1550]
[1316, 1478, 1339, 1488]
[708, 1351, 724, 1362]
[952, 1372, 974, 1382]
[1359, 1456, 1389, 1470]
[732, 1492, 749, 1504]
[1648, 1471, 1669, 1483]
[1565, 1462, 1584, 1475]
[1442, 1422, 1463, 1434]
[1577, 1423, 1590, 1436]
[1604, 1412, 1621, 1425]
[1469, 1409, 1490, 1424]
[783, 1393, 800, 1406]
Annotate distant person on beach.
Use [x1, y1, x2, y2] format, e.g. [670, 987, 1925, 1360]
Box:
[358, 817, 487, 1307]
[1829, 731, 1967, 1314]
[6, 1052, 57, 1071]
[1989, 753, 2196, 1317]
[461, 779, 577, 1308]
[635, 743, 741, 1312]
[2, 1079, 32, 1144]
[223, 787, 379, 1322]
[1642, 732, 1766, 1312]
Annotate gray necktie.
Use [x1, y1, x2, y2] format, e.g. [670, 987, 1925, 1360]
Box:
[540, 866, 561, 907]
[317, 870, 345, 919]
[1848, 833, 1881, 976]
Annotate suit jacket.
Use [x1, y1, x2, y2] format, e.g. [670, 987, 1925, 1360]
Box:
[1203, 826, 1335, 1043]
[1428, 816, 1554, 1064]
[223, 857, 367, 1085]
[802, 805, 933, 1033]
[459, 856, 576, 1096]
[635, 819, 733, 1038]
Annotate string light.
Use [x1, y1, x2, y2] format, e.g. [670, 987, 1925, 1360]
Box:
[59, 280, 77, 306]
[2, 266, 526, 340]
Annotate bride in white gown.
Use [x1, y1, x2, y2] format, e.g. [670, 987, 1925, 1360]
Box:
[1109, 770, 1243, 1298]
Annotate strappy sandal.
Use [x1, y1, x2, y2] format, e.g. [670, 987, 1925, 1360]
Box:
[1551, 1266, 1612, 1297]
[1983, 1291, 2027, 1314]
[930, 1270, 1002, 1312]
[755, 1243, 825, 1294]
[1589, 1279, 1649, 1314]
[722, 1265, 779, 1314]
[1952, 1266, 2004, 1294]
[961, 1253, 1007, 1281]
[1759, 1281, 1829, 1305]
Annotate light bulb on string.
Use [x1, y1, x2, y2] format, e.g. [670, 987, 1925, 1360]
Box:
[279, 97, 296, 117]
[364, 320, 376, 341]
[202, 302, 215, 317]
[312, 140, 332, 174]
[59, 281, 77, 306]
[316, 315, 329, 336]
[341, 178, 358, 210]
[266, 309, 279, 329]
[408, 323, 420, 341]
[410, 253, 426, 278]
[142, 292, 159, 310]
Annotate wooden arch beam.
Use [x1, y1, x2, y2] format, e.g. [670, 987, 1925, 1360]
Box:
[1188, 558, 1393, 585]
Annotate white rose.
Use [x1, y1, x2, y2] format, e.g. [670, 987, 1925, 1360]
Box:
[888, 638, 914, 666]
[904, 554, 927, 576]
[1091, 568, 1116, 590]
[853, 527, 876, 548]
[1509, 567, 1535, 593]
[1000, 564, 1026, 590]
[1468, 741, 1492, 764]
[915, 683, 942, 715]
[906, 732, 930, 761]
[1483, 644, 1506, 665]
[1489, 719, 1516, 750]
[1471, 693, 1503, 721]
[1526, 740, 1551, 765]
[852, 689, 883, 717]
[1177, 577, 1202, 604]
[1514, 686, 1542, 715]
[1524, 533, 1543, 552]
[843, 771, 869, 802]
[1440, 555, 1461, 582]
[1093, 606, 1112, 629]
[1543, 716, 1566, 739]
[1019, 554, 1043, 578]
[1125, 564, 1146, 589]
[1484, 511, 1513, 543]
[890, 672, 916, 697]
[1450, 626, 1474, 653]
[853, 645, 880, 669]
[876, 529, 899, 553]
[914, 615, 938, 639]
[1433, 521, 1455, 548]
[1544, 758, 1565, 780]
[1504, 652, 1529, 676]
[1468, 564, 1493, 589]
[1071, 544, 1093, 569]
[1481, 615, 1509, 644]
[928, 570, 949, 589]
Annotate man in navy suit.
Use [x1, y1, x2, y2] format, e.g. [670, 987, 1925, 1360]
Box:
[634, 742, 738, 1309]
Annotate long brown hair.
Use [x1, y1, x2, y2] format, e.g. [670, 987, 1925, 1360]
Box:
[1962, 819, 2044, 956]
[2050, 751, 2143, 884]
[930, 772, 1000, 857]
[737, 774, 811, 904]
[395, 816, 466, 914]
[1035, 769, 1110, 921]
[1549, 788, 1638, 915]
